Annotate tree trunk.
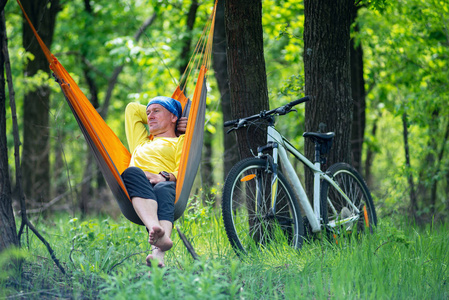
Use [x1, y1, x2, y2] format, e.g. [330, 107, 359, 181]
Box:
[350, 6, 366, 175]
[225, 0, 269, 159]
[303, 0, 353, 197]
[364, 113, 379, 187]
[201, 129, 214, 205]
[0, 1, 6, 14]
[446, 162, 449, 212]
[431, 120, 449, 217]
[415, 109, 442, 223]
[79, 12, 101, 215]
[402, 112, 419, 223]
[179, 0, 199, 88]
[212, 0, 238, 186]
[416, 128, 436, 221]
[0, 8, 19, 252]
[21, 0, 61, 205]
[79, 0, 100, 214]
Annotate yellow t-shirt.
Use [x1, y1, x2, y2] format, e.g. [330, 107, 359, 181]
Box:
[125, 102, 184, 179]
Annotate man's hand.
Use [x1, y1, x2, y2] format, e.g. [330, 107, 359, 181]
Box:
[144, 171, 165, 184]
[177, 117, 188, 133]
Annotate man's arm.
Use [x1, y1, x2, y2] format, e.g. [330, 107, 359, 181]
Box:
[144, 171, 174, 184]
[125, 103, 148, 153]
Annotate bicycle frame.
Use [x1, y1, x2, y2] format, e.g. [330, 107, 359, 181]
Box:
[263, 126, 361, 233]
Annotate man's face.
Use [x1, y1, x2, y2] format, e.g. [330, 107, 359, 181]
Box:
[146, 104, 178, 136]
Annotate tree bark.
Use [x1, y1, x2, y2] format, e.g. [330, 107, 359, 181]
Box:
[21, 0, 61, 204]
[402, 112, 418, 223]
[201, 129, 214, 205]
[0, 8, 19, 252]
[431, 120, 449, 217]
[303, 0, 353, 196]
[1, 1, 63, 275]
[415, 109, 442, 222]
[212, 0, 238, 187]
[364, 113, 379, 187]
[225, 0, 269, 159]
[0, 1, 7, 13]
[179, 0, 199, 88]
[350, 6, 366, 174]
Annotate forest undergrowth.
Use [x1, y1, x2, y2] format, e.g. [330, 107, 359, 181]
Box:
[1, 201, 448, 299]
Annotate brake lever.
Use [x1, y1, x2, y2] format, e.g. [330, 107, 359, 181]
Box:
[226, 120, 248, 134]
[226, 127, 236, 134]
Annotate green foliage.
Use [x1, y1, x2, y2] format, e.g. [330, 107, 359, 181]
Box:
[356, 0, 449, 219]
[358, 0, 390, 12]
[0, 247, 27, 297]
[101, 258, 243, 299]
[5, 0, 224, 203]
[263, 0, 304, 102]
[4, 2, 449, 297]
[4, 0, 448, 256]
[260, 1, 307, 153]
[1, 212, 448, 299]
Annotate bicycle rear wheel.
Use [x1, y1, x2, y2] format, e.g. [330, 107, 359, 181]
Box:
[321, 163, 377, 237]
[222, 157, 304, 256]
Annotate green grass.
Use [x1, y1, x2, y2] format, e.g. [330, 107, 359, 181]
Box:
[1, 205, 448, 299]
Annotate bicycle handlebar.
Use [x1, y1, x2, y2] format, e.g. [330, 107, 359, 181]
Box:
[224, 95, 311, 129]
[288, 95, 311, 107]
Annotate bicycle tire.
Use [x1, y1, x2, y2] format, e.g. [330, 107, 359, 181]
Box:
[321, 163, 377, 237]
[222, 157, 304, 256]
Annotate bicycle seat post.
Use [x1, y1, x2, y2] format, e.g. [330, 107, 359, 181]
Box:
[303, 125, 335, 221]
[314, 142, 322, 165]
[312, 141, 322, 220]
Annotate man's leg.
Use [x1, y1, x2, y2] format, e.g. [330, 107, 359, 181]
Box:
[122, 167, 174, 267]
[145, 181, 176, 267]
[132, 197, 173, 252]
[146, 220, 173, 268]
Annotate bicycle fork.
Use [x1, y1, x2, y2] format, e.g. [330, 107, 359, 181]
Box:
[256, 142, 279, 217]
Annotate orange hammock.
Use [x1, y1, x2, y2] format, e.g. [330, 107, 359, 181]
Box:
[17, 0, 217, 223]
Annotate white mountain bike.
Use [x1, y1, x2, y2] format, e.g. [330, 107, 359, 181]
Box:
[222, 96, 377, 255]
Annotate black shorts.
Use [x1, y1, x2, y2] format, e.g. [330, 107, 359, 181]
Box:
[121, 167, 175, 223]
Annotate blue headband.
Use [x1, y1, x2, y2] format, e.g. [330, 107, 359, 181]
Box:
[147, 96, 182, 119]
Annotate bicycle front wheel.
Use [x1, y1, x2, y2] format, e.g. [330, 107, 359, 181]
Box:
[222, 157, 304, 256]
[321, 163, 377, 236]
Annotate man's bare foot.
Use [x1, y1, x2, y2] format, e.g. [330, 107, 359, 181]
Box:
[146, 248, 165, 268]
[148, 225, 173, 252]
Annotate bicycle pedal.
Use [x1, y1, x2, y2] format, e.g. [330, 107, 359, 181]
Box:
[340, 207, 351, 219]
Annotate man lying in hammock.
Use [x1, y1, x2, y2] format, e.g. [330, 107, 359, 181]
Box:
[121, 96, 187, 268]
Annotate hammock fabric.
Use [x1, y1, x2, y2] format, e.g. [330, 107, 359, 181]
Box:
[17, 0, 217, 224]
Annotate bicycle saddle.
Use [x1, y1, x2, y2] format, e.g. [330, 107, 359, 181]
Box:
[303, 132, 335, 143]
